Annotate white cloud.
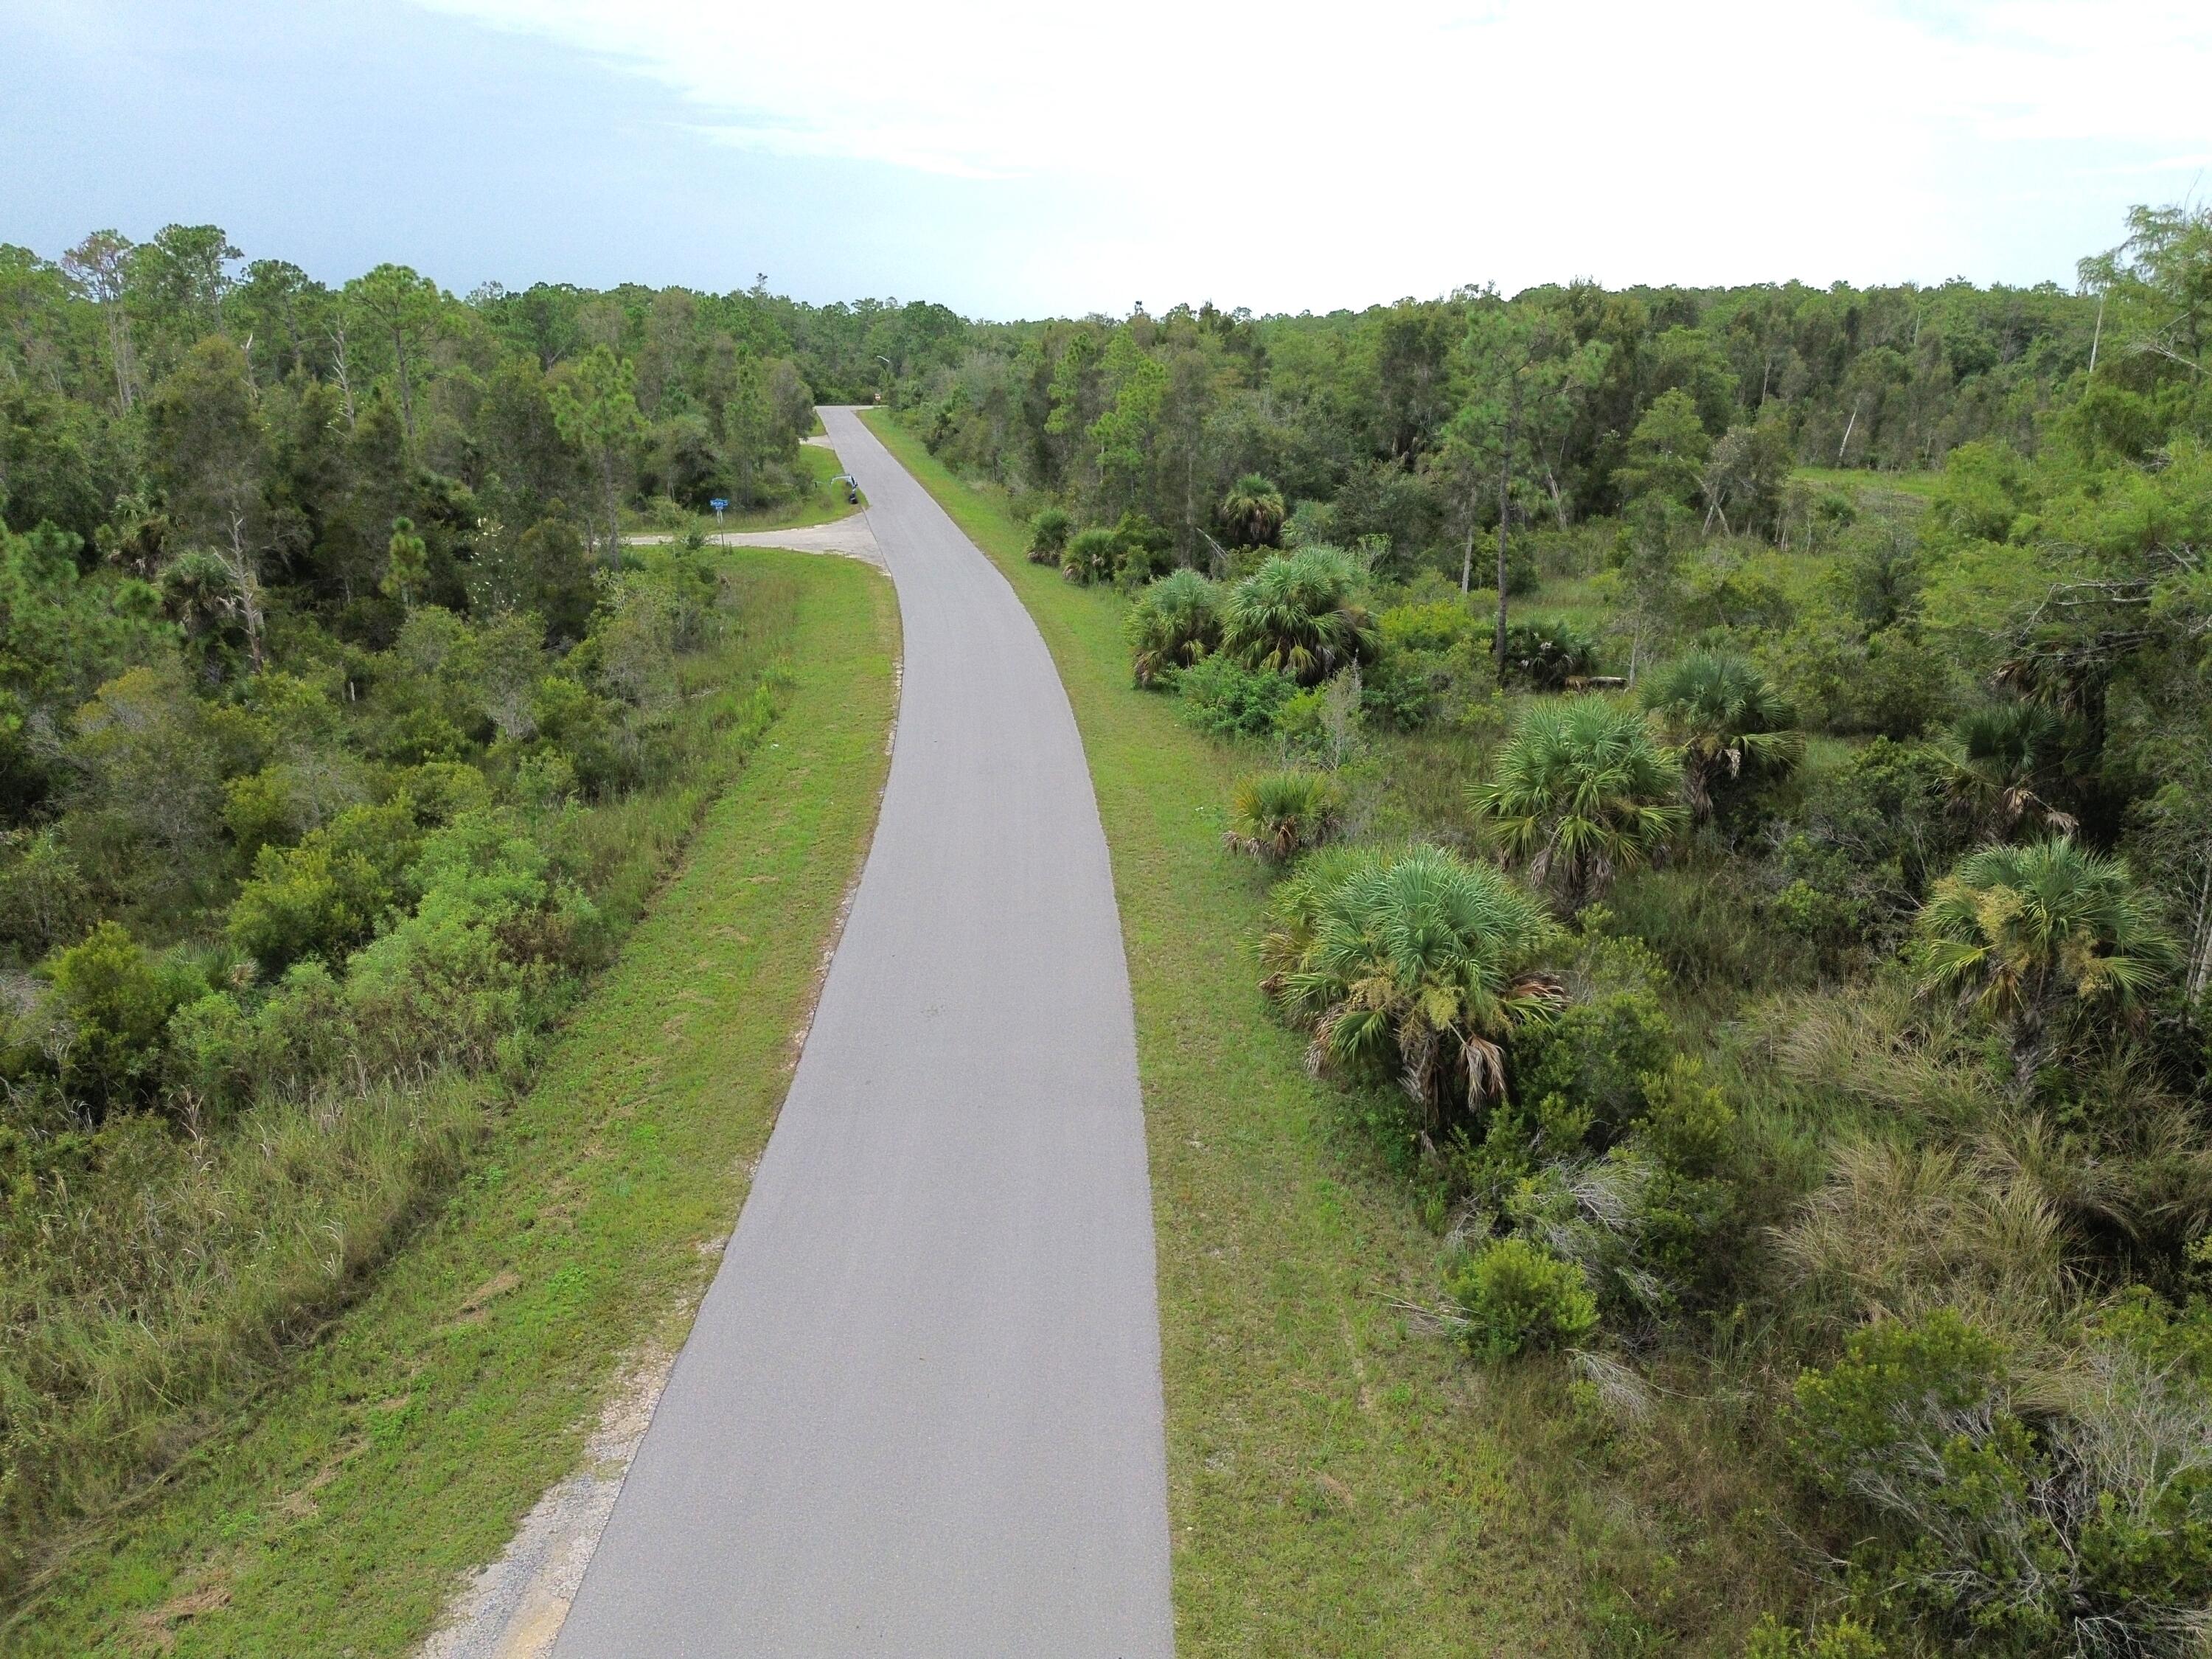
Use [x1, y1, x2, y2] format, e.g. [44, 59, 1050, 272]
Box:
[403, 0, 2212, 311]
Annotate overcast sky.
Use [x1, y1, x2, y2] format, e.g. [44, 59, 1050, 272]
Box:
[3, 0, 2208, 318]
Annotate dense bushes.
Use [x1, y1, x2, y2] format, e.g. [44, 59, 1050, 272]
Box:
[1497, 618, 1598, 690]
[1447, 1237, 1597, 1360]
[1790, 1304, 2212, 1654]
[975, 197, 2212, 1658]
[0, 535, 787, 1596]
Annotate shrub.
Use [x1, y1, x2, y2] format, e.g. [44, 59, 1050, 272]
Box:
[44, 922, 196, 1115]
[1472, 698, 1686, 912]
[1061, 526, 1121, 585]
[1941, 700, 2079, 839]
[1220, 473, 1285, 548]
[1125, 568, 1222, 686]
[529, 673, 626, 795]
[344, 811, 596, 1074]
[1171, 653, 1293, 740]
[1026, 507, 1071, 563]
[1770, 737, 1964, 959]
[1109, 513, 1178, 589]
[1265, 844, 1564, 1130]
[1509, 973, 1675, 1150]
[1275, 668, 1366, 767]
[1447, 1236, 1598, 1360]
[1378, 597, 1480, 655]
[1780, 1311, 2212, 1652]
[1915, 838, 2177, 1090]
[223, 767, 300, 860]
[0, 828, 88, 959]
[1221, 547, 1379, 686]
[1225, 770, 1343, 860]
[226, 799, 420, 973]
[1745, 1615, 1886, 1659]
[1503, 1141, 1737, 1325]
[1642, 650, 1802, 821]
[1498, 618, 1597, 689]
[168, 961, 355, 1112]
[1773, 619, 1958, 740]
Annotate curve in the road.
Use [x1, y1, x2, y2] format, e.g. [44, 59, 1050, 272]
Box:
[550, 407, 1175, 1658]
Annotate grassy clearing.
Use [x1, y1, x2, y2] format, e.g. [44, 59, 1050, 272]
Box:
[865, 411, 1604, 1655]
[1792, 462, 1942, 501]
[4, 549, 899, 1656]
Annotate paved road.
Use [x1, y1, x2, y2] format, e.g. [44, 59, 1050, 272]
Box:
[552, 408, 1174, 1658]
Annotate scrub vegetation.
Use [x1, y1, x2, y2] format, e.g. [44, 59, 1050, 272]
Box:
[0, 226, 922, 1627]
[876, 197, 2212, 1657]
[8, 195, 2212, 1656]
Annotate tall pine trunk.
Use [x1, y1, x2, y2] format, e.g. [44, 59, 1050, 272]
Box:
[1493, 372, 1520, 668]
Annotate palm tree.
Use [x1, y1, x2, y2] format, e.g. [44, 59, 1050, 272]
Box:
[1941, 702, 2078, 841]
[1225, 769, 1342, 860]
[1915, 838, 2177, 1089]
[1124, 568, 1222, 686]
[1219, 473, 1286, 548]
[1221, 547, 1378, 686]
[1264, 844, 1565, 1130]
[1641, 651, 1803, 820]
[1471, 698, 1686, 911]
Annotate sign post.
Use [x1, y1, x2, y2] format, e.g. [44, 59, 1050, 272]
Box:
[708, 498, 728, 547]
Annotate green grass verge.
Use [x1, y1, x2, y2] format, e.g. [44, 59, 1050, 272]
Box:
[863, 412, 1587, 1655]
[4, 549, 899, 1657]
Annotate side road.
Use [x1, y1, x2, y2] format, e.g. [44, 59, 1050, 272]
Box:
[550, 408, 1175, 1657]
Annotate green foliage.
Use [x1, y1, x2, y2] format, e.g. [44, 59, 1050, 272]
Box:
[1497, 617, 1599, 690]
[1472, 698, 1686, 911]
[1770, 737, 1966, 959]
[1618, 388, 1711, 509]
[226, 799, 419, 971]
[345, 811, 596, 1074]
[44, 922, 195, 1115]
[1942, 700, 2079, 839]
[1221, 547, 1380, 686]
[1509, 970, 1675, 1150]
[1643, 650, 1802, 819]
[1219, 473, 1285, 548]
[0, 827, 88, 958]
[1026, 506, 1072, 563]
[1061, 524, 1122, 585]
[1791, 1307, 2212, 1654]
[380, 515, 428, 608]
[1169, 652, 1293, 740]
[1446, 1236, 1598, 1360]
[1744, 1615, 1886, 1659]
[1124, 568, 1222, 686]
[1225, 768, 1342, 860]
[1263, 844, 1564, 1128]
[1915, 838, 2177, 1085]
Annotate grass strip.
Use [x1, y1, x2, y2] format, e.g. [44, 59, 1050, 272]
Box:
[6, 548, 898, 1656]
[863, 412, 1587, 1655]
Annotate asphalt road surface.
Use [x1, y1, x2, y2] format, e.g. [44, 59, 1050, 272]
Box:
[550, 407, 1175, 1658]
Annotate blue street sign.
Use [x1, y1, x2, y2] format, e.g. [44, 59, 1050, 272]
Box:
[709, 498, 729, 512]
